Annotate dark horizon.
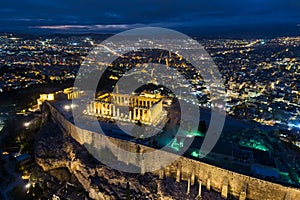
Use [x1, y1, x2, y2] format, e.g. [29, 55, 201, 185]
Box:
[0, 0, 299, 38]
[1, 23, 300, 39]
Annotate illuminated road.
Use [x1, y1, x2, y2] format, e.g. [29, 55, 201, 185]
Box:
[97, 44, 124, 58]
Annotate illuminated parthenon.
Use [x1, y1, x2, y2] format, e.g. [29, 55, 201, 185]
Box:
[86, 91, 165, 125]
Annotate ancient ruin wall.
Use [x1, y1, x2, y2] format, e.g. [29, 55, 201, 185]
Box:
[45, 102, 300, 200]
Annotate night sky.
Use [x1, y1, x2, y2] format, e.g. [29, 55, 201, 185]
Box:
[0, 0, 300, 37]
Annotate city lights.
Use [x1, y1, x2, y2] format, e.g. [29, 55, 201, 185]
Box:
[64, 105, 71, 110]
[24, 122, 31, 127]
[25, 183, 31, 189]
[0, 17, 300, 200]
[64, 104, 77, 111]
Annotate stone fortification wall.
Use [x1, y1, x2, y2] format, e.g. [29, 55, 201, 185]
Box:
[45, 102, 300, 200]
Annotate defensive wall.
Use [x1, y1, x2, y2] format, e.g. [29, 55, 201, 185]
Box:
[43, 102, 300, 200]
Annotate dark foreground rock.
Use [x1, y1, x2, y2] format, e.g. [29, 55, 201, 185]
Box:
[35, 119, 228, 200]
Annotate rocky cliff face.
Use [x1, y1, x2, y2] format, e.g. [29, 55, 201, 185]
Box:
[35, 120, 167, 200]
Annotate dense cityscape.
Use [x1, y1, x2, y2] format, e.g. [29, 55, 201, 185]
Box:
[1, 33, 300, 135]
[0, 32, 300, 199]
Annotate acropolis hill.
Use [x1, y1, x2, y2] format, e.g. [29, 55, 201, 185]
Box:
[34, 98, 300, 200]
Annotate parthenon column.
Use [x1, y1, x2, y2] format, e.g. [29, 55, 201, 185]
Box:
[146, 111, 151, 123]
[96, 103, 99, 114]
[101, 104, 104, 115]
[112, 105, 116, 117]
[133, 108, 136, 119]
[97, 103, 100, 114]
[109, 104, 112, 116]
[129, 110, 132, 120]
[117, 108, 120, 118]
